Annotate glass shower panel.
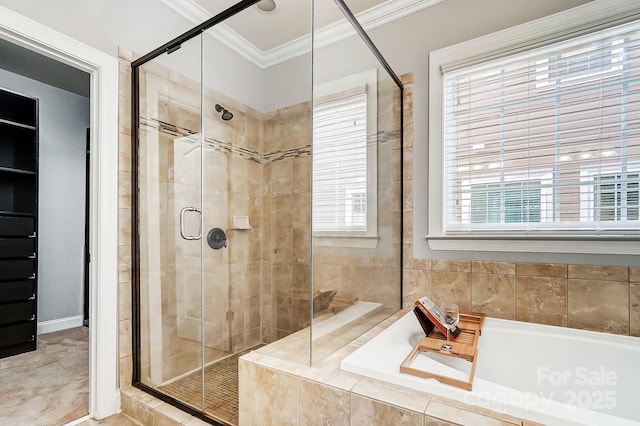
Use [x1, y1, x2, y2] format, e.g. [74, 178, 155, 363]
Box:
[136, 35, 205, 411]
[204, 2, 313, 372]
[133, 0, 403, 422]
[311, 0, 403, 364]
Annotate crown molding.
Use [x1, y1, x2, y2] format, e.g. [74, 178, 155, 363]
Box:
[361, 0, 444, 30]
[159, 0, 444, 68]
[210, 23, 268, 65]
[160, 0, 210, 22]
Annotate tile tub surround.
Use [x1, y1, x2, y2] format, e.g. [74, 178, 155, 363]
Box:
[239, 307, 640, 426]
[239, 309, 529, 426]
[405, 259, 640, 337]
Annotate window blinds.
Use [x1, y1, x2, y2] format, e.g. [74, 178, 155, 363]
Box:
[312, 89, 368, 233]
[443, 20, 640, 234]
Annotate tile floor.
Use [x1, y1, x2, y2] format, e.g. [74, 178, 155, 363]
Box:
[77, 413, 140, 425]
[0, 327, 89, 425]
[158, 346, 260, 425]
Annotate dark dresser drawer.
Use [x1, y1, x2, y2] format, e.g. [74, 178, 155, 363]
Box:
[0, 322, 35, 347]
[0, 259, 35, 281]
[0, 238, 35, 258]
[0, 215, 34, 237]
[0, 280, 35, 303]
[0, 300, 35, 324]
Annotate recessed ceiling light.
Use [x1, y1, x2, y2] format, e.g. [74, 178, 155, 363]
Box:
[256, 0, 276, 12]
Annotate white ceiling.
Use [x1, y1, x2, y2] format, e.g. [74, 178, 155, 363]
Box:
[0, 37, 90, 97]
[160, 0, 444, 68]
[199, 0, 388, 51]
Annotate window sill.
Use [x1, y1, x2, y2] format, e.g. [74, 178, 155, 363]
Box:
[313, 234, 379, 249]
[426, 235, 640, 255]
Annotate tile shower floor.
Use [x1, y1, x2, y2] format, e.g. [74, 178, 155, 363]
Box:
[158, 345, 262, 426]
[0, 326, 89, 425]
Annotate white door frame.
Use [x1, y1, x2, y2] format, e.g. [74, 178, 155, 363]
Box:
[0, 6, 120, 420]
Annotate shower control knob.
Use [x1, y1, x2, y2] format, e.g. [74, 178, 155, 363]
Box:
[207, 228, 227, 250]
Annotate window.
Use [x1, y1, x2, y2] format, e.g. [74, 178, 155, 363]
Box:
[598, 174, 640, 221]
[312, 70, 378, 243]
[581, 168, 640, 222]
[345, 189, 367, 227]
[428, 2, 640, 254]
[470, 181, 541, 224]
[457, 172, 553, 230]
[535, 39, 625, 90]
[312, 91, 367, 233]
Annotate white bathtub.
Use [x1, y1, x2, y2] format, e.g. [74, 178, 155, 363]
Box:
[341, 311, 640, 425]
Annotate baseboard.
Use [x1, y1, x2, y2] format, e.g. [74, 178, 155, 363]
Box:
[63, 415, 90, 426]
[38, 315, 84, 334]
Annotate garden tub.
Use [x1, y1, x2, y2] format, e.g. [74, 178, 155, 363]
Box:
[341, 311, 640, 425]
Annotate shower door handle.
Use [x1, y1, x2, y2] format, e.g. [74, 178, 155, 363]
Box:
[179, 207, 202, 240]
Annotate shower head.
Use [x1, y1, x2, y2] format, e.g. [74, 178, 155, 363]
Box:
[215, 103, 233, 121]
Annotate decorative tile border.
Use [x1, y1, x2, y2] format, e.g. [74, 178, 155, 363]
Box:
[141, 116, 399, 166]
[141, 116, 309, 165]
[263, 146, 311, 163]
[375, 129, 401, 145]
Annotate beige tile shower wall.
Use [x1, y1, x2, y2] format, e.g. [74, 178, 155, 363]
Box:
[399, 73, 640, 338]
[117, 46, 267, 391]
[204, 84, 264, 354]
[118, 47, 134, 390]
[261, 103, 312, 342]
[311, 78, 402, 311]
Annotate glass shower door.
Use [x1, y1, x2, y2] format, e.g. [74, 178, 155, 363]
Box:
[196, 27, 265, 425]
[136, 34, 207, 412]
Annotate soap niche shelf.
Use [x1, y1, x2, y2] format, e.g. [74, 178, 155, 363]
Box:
[231, 215, 252, 230]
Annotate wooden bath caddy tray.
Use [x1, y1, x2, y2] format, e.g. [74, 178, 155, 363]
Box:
[400, 311, 485, 391]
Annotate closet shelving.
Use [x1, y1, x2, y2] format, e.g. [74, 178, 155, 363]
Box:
[0, 87, 39, 359]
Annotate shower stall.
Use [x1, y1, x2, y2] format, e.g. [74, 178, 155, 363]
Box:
[131, 0, 403, 424]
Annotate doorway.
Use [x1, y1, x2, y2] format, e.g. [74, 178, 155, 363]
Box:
[0, 4, 119, 421]
[0, 37, 90, 425]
